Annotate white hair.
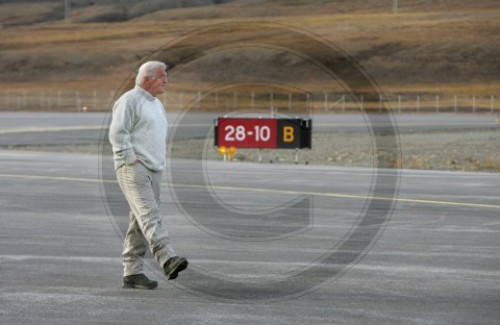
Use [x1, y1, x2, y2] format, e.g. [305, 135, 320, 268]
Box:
[135, 61, 167, 86]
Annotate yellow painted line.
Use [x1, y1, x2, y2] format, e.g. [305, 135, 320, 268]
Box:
[0, 173, 116, 184]
[0, 173, 499, 210]
[175, 183, 500, 210]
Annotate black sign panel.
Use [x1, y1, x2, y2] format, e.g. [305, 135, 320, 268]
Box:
[277, 119, 308, 149]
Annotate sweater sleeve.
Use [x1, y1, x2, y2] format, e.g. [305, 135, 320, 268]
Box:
[108, 96, 138, 165]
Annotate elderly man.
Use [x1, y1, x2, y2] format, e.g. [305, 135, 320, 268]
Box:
[109, 61, 188, 289]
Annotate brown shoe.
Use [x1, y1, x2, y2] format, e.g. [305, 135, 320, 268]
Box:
[163, 256, 188, 280]
[122, 274, 158, 289]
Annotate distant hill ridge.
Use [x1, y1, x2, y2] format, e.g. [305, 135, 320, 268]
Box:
[1, 0, 498, 26]
[0, 0, 498, 92]
[0, 0, 237, 25]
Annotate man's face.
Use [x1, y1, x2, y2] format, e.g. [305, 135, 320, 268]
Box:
[144, 68, 168, 97]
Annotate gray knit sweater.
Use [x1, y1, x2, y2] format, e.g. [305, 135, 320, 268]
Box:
[109, 85, 168, 172]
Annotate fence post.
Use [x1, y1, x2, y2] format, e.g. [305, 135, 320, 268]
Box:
[197, 90, 202, 112]
[323, 92, 328, 112]
[5, 91, 10, 109]
[40, 91, 45, 110]
[76, 91, 80, 112]
[178, 91, 184, 111]
[270, 92, 274, 113]
[307, 93, 312, 117]
[397, 94, 401, 113]
[109, 91, 115, 110]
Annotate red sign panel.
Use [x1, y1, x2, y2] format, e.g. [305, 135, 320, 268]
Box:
[217, 118, 277, 148]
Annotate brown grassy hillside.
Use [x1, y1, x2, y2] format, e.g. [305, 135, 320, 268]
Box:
[0, 0, 498, 98]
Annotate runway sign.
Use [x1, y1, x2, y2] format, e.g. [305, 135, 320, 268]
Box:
[214, 117, 312, 149]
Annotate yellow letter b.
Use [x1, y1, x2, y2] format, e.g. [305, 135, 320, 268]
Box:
[283, 126, 294, 142]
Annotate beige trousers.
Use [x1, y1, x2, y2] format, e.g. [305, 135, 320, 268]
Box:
[116, 162, 176, 276]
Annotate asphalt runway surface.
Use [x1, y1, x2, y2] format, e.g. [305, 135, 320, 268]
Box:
[0, 112, 499, 147]
[1, 112, 500, 324]
[1, 145, 500, 324]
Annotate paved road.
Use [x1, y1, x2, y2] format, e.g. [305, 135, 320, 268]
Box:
[0, 150, 499, 324]
[0, 112, 498, 147]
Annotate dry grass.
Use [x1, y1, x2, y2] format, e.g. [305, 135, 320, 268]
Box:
[0, 2, 60, 26]
[480, 157, 500, 172]
[0, 1, 499, 100]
